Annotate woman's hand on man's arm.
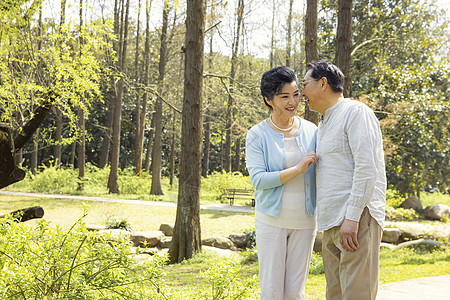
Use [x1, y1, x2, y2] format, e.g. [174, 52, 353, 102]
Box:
[279, 152, 319, 184]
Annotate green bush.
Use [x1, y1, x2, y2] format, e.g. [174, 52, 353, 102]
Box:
[201, 171, 253, 201]
[197, 257, 258, 299]
[0, 214, 167, 299]
[385, 206, 419, 220]
[309, 252, 324, 275]
[386, 189, 405, 208]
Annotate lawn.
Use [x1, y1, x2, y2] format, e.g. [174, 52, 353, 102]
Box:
[0, 194, 255, 237]
[1, 193, 450, 299]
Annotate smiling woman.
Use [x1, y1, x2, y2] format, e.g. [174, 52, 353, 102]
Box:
[246, 66, 320, 299]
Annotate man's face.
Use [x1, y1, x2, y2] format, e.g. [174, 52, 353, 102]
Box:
[301, 69, 320, 112]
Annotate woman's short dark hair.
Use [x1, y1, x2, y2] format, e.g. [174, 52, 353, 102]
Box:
[260, 66, 297, 109]
[306, 60, 344, 93]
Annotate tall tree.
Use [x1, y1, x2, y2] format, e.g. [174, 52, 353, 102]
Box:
[304, 0, 320, 124]
[77, 0, 86, 190]
[150, 0, 170, 195]
[169, 0, 205, 263]
[286, 0, 294, 67]
[108, 0, 131, 193]
[54, 0, 67, 168]
[335, 0, 352, 97]
[224, 0, 244, 173]
[134, 0, 152, 176]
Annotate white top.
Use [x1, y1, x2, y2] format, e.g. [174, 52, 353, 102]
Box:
[255, 137, 317, 229]
[316, 98, 386, 231]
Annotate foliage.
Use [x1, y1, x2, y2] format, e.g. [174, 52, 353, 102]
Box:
[385, 188, 406, 208]
[309, 252, 325, 275]
[0, 214, 167, 299]
[244, 228, 256, 249]
[106, 217, 133, 231]
[385, 206, 419, 221]
[201, 171, 253, 201]
[197, 257, 258, 299]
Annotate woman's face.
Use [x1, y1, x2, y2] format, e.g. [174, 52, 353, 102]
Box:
[265, 81, 300, 120]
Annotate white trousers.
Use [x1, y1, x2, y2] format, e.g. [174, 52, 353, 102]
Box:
[256, 220, 316, 300]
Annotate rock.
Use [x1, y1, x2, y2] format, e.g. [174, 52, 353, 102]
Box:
[86, 224, 108, 231]
[382, 228, 401, 243]
[202, 236, 235, 250]
[380, 242, 397, 250]
[396, 239, 446, 251]
[314, 231, 323, 253]
[228, 233, 247, 248]
[158, 236, 172, 248]
[131, 231, 165, 247]
[203, 246, 240, 258]
[399, 227, 424, 242]
[98, 229, 132, 240]
[423, 204, 450, 221]
[399, 196, 423, 211]
[159, 223, 174, 236]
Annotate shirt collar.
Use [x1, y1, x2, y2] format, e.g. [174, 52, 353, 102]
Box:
[323, 98, 347, 123]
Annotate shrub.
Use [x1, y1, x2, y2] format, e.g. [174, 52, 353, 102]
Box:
[106, 217, 133, 231]
[197, 257, 258, 299]
[309, 252, 324, 275]
[386, 206, 419, 220]
[201, 171, 253, 201]
[0, 214, 167, 299]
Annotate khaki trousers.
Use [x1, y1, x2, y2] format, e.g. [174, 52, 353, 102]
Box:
[322, 207, 383, 300]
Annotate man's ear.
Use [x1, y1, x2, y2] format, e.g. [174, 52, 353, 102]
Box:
[321, 77, 327, 88]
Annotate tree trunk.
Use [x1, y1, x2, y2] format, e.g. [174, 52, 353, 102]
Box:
[270, 0, 275, 69]
[202, 113, 210, 177]
[335, 0, 353, 98]
[169, 0, 204, 264]
[133, 0, 142, 174]
[150, 0, 170, 195]
[233, 137, 241, 172]
[54, 0, 66, 169]
[202, 27, 213, 178]
[54, 109, 62, 168]
[0, 206, 44, 222]
[169, 113, 176, 186]
[225, 0, 244, 173]
[134, 0, 152, 176]
[143, 114, 154, 172]
[0, 125, 25, 189]
[304, 0, 320, 125]
[31, 129, 39, 175]
[77, 0, 85, 191]
[286, 0, 293, 67]
[98, 95, 114, 168]
[108, 0, 130, 193]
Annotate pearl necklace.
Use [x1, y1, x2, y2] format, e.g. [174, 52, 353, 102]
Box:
[268, 115, 295, 132]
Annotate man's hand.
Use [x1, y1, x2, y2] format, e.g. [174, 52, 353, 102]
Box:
[340, 219, 359, 251]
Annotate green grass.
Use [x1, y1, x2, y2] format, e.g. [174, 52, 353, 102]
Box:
[1, 194, 449, 299]
[0, 195, 254, 237]
[421, 192, 450, 207]
[161, 247, 450, 299]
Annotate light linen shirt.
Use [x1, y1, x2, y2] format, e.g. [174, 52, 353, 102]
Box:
[316, 98, 386, 231]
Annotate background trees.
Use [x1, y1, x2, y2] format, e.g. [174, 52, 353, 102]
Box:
[1, 0, 448, 197]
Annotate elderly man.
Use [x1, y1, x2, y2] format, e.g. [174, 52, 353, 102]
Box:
[301, 60, 386, 300]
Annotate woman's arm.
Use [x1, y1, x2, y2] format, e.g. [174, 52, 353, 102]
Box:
[279, 151, 318, 184]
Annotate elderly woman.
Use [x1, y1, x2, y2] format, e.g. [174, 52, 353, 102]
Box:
[246, 66, 318, 300]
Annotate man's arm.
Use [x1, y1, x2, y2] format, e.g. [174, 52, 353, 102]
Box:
[340, 105, 383, 251]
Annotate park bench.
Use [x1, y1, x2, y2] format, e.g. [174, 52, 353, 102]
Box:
[223, 188, 255, 207]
